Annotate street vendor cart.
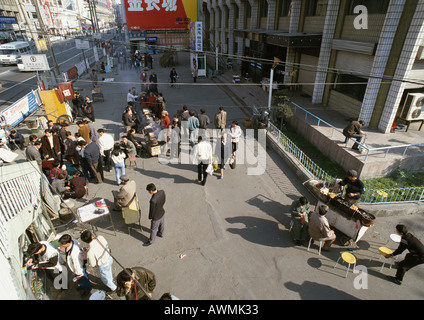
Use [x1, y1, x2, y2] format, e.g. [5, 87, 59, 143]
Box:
[91, 86, 104, 102]
[305, 180, 376, 246]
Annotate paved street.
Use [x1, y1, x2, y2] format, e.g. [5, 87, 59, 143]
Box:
[38, 50, 424, 300]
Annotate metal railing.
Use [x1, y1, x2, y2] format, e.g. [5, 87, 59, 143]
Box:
[267, 122, 336, 185]
[289, 100, 424, 161]
[266, 118, 424, 204]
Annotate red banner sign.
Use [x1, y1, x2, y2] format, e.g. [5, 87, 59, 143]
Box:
[124, 0, 195, 31]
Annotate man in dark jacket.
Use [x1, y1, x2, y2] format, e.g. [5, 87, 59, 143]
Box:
[79, 140, 103, 184]
[343, 120, 366, 150]
[144, 183, 166, 246]
[116, 267, 156, 300]
[8, 129, 25, 150]
[69, 171, 87, 199]
[386, 224, 424, 285]
[41, 129, 61, 160]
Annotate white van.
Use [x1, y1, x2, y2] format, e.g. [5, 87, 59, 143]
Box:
[0, 41, 33, 65]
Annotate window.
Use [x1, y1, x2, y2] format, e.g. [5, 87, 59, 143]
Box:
[279, 0, 292, 17]
[305, 0, 318, 16]
[260, 0, 268, 18]
[246, 2, 251, 19]
[333, 73, 368, 101]
[348, 0, 390, 14]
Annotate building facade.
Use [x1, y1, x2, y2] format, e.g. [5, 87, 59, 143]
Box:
[203, 0, 424, 133]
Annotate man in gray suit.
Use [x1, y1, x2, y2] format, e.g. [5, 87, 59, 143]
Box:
[112, 175, 136, 211]
[144, 183, 166, 247]
[26, 140, 42, 170]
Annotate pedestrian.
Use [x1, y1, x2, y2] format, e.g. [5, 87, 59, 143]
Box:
[89, 69, 98, 87]
[147, 53, 153, 69]
[72, 91, 85, 118]
[80, 230, 117, 292]
[116, 267, 156, 300]
[69, 171, 87, 199]
[170, 121, 180, 161]
[41, 129, 61, 160]
[169, 67, 178, 84]
[58, 234, 92, 298]
[8, 129, 25, 150]
[140, 70, 148, 91]
[97, 129, 114, 172]
[78, 140, 103, 184]
[191, 58, 198, 83]
[149, 72, 158, 84]
[144, 183, 166, 246]
[214, 106, 227, 131]
[187, 110, 200, 148]
[290, 196, 310, 245]
[25, 241, 63, 282]
[51, 173, 75, 199]
[308, 204, 336, 251]
[197, 109, 210, 130]
[161, 111, 171, 129]
[385, 224, 424, 285]
[112, 174, 136, 211]
[127, 89, 138, 109]
[343, 119, 366, 150]
[111, 143, 126, 185]
[229, 120, 242, 154]
[216, 133, 232, 180]
[83, 96, 95, 123]
[121, 136, 137, 167]
[64, 131, 79, 166]
[127, 128, 144, 157]
[26, 140, 42, 170]
[77, 121, 91, 143]
[87, 120, 100, 143]
[191, 136, 213, 186]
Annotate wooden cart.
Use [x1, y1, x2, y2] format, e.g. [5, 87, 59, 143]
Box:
[91, 86, 104, 102]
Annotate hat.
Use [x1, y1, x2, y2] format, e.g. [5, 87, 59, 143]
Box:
[347, 169, 358, 177]
[120, 175, 130, 181]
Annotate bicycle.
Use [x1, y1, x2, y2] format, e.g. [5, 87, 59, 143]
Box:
[169, 75, 179, 88]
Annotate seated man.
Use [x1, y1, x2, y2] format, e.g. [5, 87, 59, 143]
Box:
[69, 171, 87, 199]
[112, 175, 136, 211]
[51, 173, 75, 199]
[343, 120, 366, 150]
[8, 129, 25, 151]
[308, 204, 336, 251]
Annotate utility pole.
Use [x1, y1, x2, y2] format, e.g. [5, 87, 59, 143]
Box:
[32, 0, 61, 79]
[17, 0, 42, 53]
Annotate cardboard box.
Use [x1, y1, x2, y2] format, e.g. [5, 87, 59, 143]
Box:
[149, 144, 161, 156]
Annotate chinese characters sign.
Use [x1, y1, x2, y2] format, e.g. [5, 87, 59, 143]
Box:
[125, 0, 197, 31]
[189, 21, 203, 52]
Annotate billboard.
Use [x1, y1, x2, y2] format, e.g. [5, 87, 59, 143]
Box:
[124, 0, 197, 31]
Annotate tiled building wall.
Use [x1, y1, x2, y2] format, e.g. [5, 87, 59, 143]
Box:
[359, 0, 407, 126]
[379, 0, 424, 133]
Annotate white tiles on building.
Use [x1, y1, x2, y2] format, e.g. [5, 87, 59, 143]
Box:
[312, 0, 340, 104]
[379, 0, 424, 133]
[359, 0, 406, 126]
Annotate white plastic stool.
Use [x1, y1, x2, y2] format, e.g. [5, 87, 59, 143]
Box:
[307, 237, 323, 255]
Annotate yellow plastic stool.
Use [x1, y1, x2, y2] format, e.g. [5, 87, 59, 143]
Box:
[377, 247, 394, 272]
[334, 252, 357, 278]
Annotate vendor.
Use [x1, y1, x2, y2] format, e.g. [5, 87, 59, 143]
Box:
[330, 169, 364, 205]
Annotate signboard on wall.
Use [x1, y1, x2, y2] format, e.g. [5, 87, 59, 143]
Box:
[20, 54, 50, 71]
[1, 91, 39, 128]
[124, 0, 197, 31]
[189, 21, 202, 52]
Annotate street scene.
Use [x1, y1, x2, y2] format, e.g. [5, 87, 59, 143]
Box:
[0, 0, 423, 304]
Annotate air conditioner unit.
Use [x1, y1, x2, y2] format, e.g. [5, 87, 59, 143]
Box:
[399, 93, 424, 121]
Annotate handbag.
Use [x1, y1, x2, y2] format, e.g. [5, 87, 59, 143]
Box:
[206, 164, 214, 175]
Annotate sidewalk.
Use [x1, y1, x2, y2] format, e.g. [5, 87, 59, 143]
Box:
[8, 50, 424, 300]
